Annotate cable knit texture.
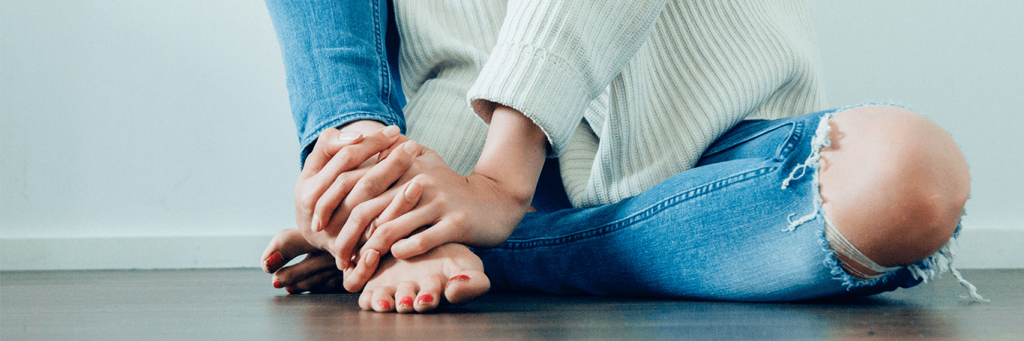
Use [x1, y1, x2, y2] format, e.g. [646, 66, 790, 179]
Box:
[396, 0, 826, 208]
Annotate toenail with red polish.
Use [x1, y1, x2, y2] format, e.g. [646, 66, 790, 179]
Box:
[379, 300, 391, 310]
[398, 297, 414, 307]
[449, 275, 471, 282]
[417, 295, 434, 304]
[264, 252, 284, 270]
[273, 280, 283, 289]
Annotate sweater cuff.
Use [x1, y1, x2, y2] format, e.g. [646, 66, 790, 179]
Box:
[467, 42, 594, 157]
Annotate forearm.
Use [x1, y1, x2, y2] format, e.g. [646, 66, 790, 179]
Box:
[471, 104, 549, 208]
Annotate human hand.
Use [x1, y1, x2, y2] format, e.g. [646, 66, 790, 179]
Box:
[293, 123, 410, 252]
[335, 140, 531, 291]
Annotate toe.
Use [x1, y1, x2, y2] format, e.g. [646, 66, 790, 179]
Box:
[289, 270, 339, 294]
[371, 287, 397, 313]
[443, 270, 490, 306]
[272, 251, 336, 290]
[358, 289, 374, 311]
[262, 228, 317, 273]
[394, 281, 418, 313]
[414, 275, 443, 313]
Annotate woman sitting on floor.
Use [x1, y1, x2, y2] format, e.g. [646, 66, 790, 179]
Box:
[259, 0, 982, 313]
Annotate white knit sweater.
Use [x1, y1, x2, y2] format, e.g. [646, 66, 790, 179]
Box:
[394, 0, 826, 208]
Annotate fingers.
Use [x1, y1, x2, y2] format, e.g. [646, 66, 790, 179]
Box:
[296, 126, 402, 231]
[332, 194, 393, 269]
[336, 141, 420, 227]
[360, 207, 440, 261]
[377, 180, 423, 227]
[262, 228, 317, 273]
[341, 249, 380, 293]
[337, 181, 425, 286]
[391, 220, 455, 260]
[309, 167, 369, 233]
[300, 128, 365, 176]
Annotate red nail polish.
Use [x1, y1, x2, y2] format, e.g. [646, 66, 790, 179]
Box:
[417, 294, 434, 304]
[285, 286, 297, 294]
[398, 297, 414, 307]
[273, 280, 283, 289]
[379, 300, 391, 310]
[449, 275, 470, 282]
[264, 252, 284, 270]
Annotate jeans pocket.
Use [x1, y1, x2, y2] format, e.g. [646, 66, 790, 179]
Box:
[698, 119, 801, 166]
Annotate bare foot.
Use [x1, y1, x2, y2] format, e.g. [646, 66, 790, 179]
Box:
[358, 243, 489, 313]
[262, 228, 345, 294]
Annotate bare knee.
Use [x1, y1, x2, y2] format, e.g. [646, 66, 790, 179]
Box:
[818, 105, 969, 275]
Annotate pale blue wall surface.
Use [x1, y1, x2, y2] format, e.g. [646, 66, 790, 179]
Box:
[2, 1, 1021, 269]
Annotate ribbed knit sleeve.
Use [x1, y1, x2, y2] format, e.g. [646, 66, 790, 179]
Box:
[467, 0, 668, 157]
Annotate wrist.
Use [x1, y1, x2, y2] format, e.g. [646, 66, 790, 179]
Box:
[471, 104, 548, 209]
[339, 120, 387, 135]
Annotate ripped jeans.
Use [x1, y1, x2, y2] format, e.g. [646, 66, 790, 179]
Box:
[477, 107, 973, 301]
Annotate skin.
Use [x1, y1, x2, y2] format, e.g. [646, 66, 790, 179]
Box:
[263, 104, 969, 310]
[819, 105, 970, 277]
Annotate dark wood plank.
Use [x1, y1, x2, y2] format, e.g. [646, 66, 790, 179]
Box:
[2, 269, 1022, 340]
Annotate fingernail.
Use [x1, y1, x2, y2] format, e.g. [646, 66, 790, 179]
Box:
[365, 250, 379, 266]
[285, 286, 297, 294]
[264, 251, 284, 271]
[403, 181, 419, 198]
[416, 294, 434, 304]
[338, 131, 363, 143]
[382, 125, 400, 138]
[449, 275, 471, 282]
[403, 140, 418, 153]
[379, 300, 391, 310]
[398, 297, 414, 307]
[273, 280, 284, 289]
[310, 214, 320, 232]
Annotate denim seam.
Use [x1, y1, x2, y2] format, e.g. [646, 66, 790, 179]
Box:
[298, 111, 402, 166]
[300, 111, 401, 147]
[370, 0, 394, 127]
[774, 121, 804, 161]
[499, 166, 776, 249]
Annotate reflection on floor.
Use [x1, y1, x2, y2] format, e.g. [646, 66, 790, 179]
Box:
[2, 269, 1021, 340]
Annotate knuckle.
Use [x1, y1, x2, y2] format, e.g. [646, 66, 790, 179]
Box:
[356, 176, 381, 195]
[338, 172, 360, 191]
[297, 194, 317, 215]
[412, 174, 433, 187]
[335, 148, 356, 164]
[448, 212, 466, 227]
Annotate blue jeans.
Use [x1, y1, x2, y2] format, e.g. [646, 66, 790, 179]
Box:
[480, 111, 933, 301]
[266, 0, 945, 301]
[265, 0, 405, 166]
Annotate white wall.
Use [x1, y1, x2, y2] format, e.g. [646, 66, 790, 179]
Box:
[2, 1, 1021, 270]
[812, 1, 1024, 233]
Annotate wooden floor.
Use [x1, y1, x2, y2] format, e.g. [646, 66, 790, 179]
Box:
[2, 269, 1021, 340]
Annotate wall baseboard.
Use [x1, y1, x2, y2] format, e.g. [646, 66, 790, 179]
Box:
[0, 235, 274, 271]
[1, 229, 1021, 271]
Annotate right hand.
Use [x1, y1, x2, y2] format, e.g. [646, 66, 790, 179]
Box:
[293, 123, 414, 263]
